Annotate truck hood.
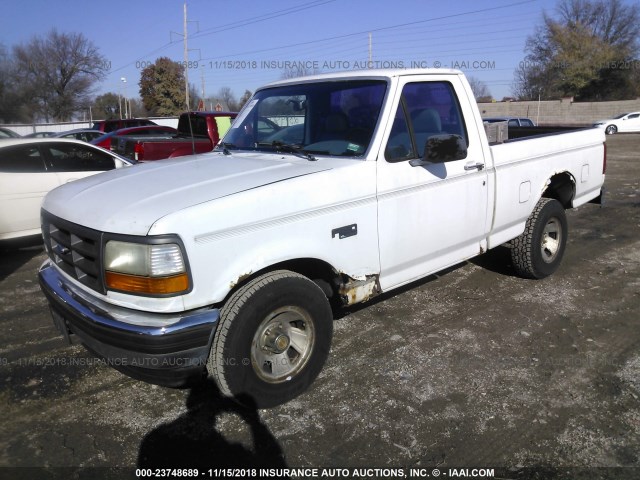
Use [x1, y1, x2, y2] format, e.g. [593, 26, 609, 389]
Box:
[42, 152, 332, 235]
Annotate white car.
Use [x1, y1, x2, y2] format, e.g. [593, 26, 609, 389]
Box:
[593, 112, 640, 135]
[0, 138, 133, 241]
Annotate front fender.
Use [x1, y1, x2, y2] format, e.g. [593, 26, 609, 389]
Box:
[150, 160, 380, 310]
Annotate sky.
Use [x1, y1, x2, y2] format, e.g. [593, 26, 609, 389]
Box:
[0, 0, 603, 106]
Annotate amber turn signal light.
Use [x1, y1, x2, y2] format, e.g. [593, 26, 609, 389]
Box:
[105, 271, 189, 295]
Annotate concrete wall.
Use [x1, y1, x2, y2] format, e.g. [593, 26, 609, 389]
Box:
[4, 100, 640, 133]
[3, 116, 179, 136]
[7, 122, 91, 136]
[478, 98, 640, 126]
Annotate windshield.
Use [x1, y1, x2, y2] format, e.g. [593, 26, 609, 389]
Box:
[613, 113, 629, 119]
[219, 80, 387, 157]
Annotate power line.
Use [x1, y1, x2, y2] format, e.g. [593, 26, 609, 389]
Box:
[191, 0, 337, 40]
[200, 0, 537, 61]
[109, 0, 336, 75]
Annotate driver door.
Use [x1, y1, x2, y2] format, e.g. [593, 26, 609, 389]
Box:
[376, 77, 489, 290]
[622, 113, 640, 132]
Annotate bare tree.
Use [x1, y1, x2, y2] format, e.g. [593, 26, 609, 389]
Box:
[13, 30, 109, 121]
[217, 87, 239, 111]
[467, 76, 493, 102]
[238, 90, 253, 110]
[557, 0, 639, 53]
[0, 44, 29, 122]
[281, 66, 321, 79]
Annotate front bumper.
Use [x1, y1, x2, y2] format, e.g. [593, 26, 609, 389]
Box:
[38, 261, 219, 387]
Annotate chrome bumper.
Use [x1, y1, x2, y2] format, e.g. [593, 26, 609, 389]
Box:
[38, 261, 219, 386]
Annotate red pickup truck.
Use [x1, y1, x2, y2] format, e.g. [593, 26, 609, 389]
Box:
[92, 118, 157, 133]
[112, 112, 236, 161]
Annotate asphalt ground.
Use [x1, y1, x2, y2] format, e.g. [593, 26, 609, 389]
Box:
[0, 134, 638, 480]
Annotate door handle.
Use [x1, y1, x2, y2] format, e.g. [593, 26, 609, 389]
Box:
[464, 162, 485, 171]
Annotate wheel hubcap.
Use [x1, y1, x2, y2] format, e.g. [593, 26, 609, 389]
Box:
[541, 218, 562, 263]
[251, 306, 315, 383]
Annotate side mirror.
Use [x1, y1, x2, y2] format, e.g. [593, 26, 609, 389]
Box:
[410, 134, 467, 167]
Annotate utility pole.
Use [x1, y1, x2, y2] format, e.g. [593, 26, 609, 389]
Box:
[201, 67, 206, 106]
[183, 2, 189, 110]
[121, 77, 128, 119]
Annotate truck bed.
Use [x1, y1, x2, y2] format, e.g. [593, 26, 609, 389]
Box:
[487, 126, 605, 249]
[506, 125, 592, 141]
[113, 136, 212, 161]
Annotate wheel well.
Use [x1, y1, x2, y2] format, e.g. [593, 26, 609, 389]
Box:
[224, 258, 341, 305]
[542, 172, 575, 208]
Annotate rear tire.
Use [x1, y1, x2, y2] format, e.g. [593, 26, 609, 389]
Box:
[207, 270, 333, 408]
[511, 198, 568, 279]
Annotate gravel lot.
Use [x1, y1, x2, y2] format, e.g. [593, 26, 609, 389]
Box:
[1, 134, 638, 479]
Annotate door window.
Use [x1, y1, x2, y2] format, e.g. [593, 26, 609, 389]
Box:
[385, 81, 468, 162]
[44, 143, 115, 172]
[384, 102, 414, 161]
[0, 145, 46, 172]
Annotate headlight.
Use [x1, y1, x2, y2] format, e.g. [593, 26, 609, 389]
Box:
[593, 123, 604, 126]
[104, 240, 190, 295]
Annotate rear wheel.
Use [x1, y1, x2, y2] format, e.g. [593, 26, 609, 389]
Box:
[605, 125, 617, 135]
[511, 198, 568, 279]
[207, 270, 333, 408]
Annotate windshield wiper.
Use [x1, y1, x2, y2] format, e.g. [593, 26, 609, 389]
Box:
[217, 142, 236, 155]
[256, 141, 317, 161]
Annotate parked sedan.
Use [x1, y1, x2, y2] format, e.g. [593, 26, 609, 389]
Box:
[0, 139, 133, 241]
[23, 132, 56, 138]
[91, 125, 178, 150]
[0, 127, 21, 139]
[593, 112, 640, 135]
[483, 117, 536, 127]
[54, 129, 104, 142]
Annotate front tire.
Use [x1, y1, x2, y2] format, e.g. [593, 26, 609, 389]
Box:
[511, 198, 568, 279]
[207, 270, 333, 408]
[605, 125, 617, 135]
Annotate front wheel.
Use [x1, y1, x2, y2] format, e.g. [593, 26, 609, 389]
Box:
[511, 198, 568, 279]
[605, 125, 617, 135]
[207, 270, 333, 408]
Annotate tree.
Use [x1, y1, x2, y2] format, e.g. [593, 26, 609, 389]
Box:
[467, 76, 493, 102]
[204, 87, 251, 112]
[139, 57, 186, 116]
[513, 0, 640, 101]
[12, 30, 109, 121]
[91, 92, 120, 119]
[128, 98, 148, 118]
[281, 66, 321, 79]
[238, 89, 253, 110]
[217, 87, 239, 111]
[0, 44, 30, 123]
[188, 83, 201, 110]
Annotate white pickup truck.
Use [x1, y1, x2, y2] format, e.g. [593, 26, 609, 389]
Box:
[39, 69, 605, 408]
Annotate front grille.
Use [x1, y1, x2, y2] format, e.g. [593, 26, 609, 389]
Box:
[41, 211, 105, 294]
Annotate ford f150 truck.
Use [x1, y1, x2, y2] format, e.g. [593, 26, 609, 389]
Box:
[38, 69, 605, 408]
[112, 111, 236, 161]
